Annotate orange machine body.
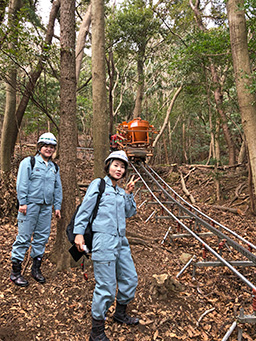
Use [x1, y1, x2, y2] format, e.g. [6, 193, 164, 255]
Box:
[115, 117, 158, 160]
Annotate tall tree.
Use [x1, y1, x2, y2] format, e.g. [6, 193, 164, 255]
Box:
[0, 0, 60, 175]
[91, 0, 109, 177]
[107, 0, 161, 119]
[227, 0, 256, 210]
[0, 0, 22, 177]
[50, 0, 77, 271]
[189, 0, 236, 166]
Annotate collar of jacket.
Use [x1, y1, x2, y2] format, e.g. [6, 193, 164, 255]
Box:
[104, 175, 122, 193]
[36, 154, 53, 167]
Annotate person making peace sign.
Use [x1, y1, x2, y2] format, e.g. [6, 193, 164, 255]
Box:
[74, 151, 140, 341]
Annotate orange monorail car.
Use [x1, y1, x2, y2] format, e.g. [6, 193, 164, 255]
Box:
[115, 117, 158, 161]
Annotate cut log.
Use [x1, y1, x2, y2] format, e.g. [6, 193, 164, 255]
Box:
[212, 205, 244, 215]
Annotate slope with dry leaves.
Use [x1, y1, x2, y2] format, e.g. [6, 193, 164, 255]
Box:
[1, 157, 256, 341]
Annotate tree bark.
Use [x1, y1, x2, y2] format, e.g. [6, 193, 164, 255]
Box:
[133, 49, 145, 118]
[91, 0, 109, 178]
[227, 0, 256, 208]
[50, 0, 77, 271]
[106, 49, 115, 134]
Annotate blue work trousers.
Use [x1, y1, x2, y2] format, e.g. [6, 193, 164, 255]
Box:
[11, 203, 53, 261]
[91, 236, 138, 320]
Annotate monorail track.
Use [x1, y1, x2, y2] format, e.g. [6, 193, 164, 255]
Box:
[130, 161, 256, 295]
[131, 161, 256, 338]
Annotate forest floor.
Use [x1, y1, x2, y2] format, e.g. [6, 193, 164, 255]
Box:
[1, 148, 256, 341]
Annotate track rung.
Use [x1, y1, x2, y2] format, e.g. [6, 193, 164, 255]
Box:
[155, 216, 173, 219]
[147, 201, 174, 205]
[170, 232, 213, 238]
[194, 261, 255, 268]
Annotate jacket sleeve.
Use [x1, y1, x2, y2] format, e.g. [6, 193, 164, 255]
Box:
[125, 193, 137, 218]
[53, 169, 63, 210]
[73, 179, 100, 235]
[16, 158, 31, 206]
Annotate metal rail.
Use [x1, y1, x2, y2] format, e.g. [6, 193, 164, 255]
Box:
[141, 163, 256, 263]
[146, 164, 256, 253]
[130, 162, 256, 292]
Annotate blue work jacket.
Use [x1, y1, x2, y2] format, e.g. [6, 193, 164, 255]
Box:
[74, 176, 136, 237]
[16, 154, 62, 210]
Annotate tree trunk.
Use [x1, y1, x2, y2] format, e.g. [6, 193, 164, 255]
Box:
[153, 86, 182, 149]
[190, 0, 236, 166]
[75, 2, 92, 82]
[163, 136, 169, 164]
[0, 0, 60, 175]
[168, 114, 180, 162]
[0, 0, 22, 175]
[210, 63, 236, 165]
[50, 0, 77, 271]
[133, 54, 145, 118]
[238, 138, 246, 164]
[227, 0, 256, 209]
[182, 121, 188, 164]
[0, 0, 8, 24]
[206, 94, 215, 164]
[106, 49, 115, 134]
[215, 116, 221, 166]
[91, 0, 109, 178]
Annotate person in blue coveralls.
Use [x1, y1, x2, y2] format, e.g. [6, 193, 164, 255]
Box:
[74, 150, 140, 341]
[10, 132, 62, 287]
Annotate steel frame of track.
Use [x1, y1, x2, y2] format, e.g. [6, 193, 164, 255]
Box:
[130, 161, 256, 303]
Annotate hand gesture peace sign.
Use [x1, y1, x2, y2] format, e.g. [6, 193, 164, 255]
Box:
[125, 175, 140, 194]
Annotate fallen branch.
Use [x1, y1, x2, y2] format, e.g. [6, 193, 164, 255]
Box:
[212, 205, 244, 215]
[127, 231, 153, 247]
[22, 245, 31, 275]
[235, 183, 247, 197]
[197, 307, 215, 327]
[229, 183, 247, 205]
[188, 163, 244, 170]
[179, 171, 195, 204]
[184, 167, 196, 180]
[128, 237, 151, 247]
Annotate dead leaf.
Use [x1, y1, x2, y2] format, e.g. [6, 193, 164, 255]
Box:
[153, 330, 159, 340]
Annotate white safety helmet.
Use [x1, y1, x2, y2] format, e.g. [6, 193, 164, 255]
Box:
[105, 150, 129, 166]
[37, 132, 57, 146]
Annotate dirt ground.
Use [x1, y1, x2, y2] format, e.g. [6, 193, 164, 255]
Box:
[1, 153, 256, 341]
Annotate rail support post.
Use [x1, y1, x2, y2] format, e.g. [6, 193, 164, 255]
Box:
[236, 302, 256, 341]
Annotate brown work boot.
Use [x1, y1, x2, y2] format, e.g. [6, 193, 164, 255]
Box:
[31, 257, 45, 284]
[113, 302, 139, 325]
[89, 318, 109, 341]
[10, 260, 29, 287]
